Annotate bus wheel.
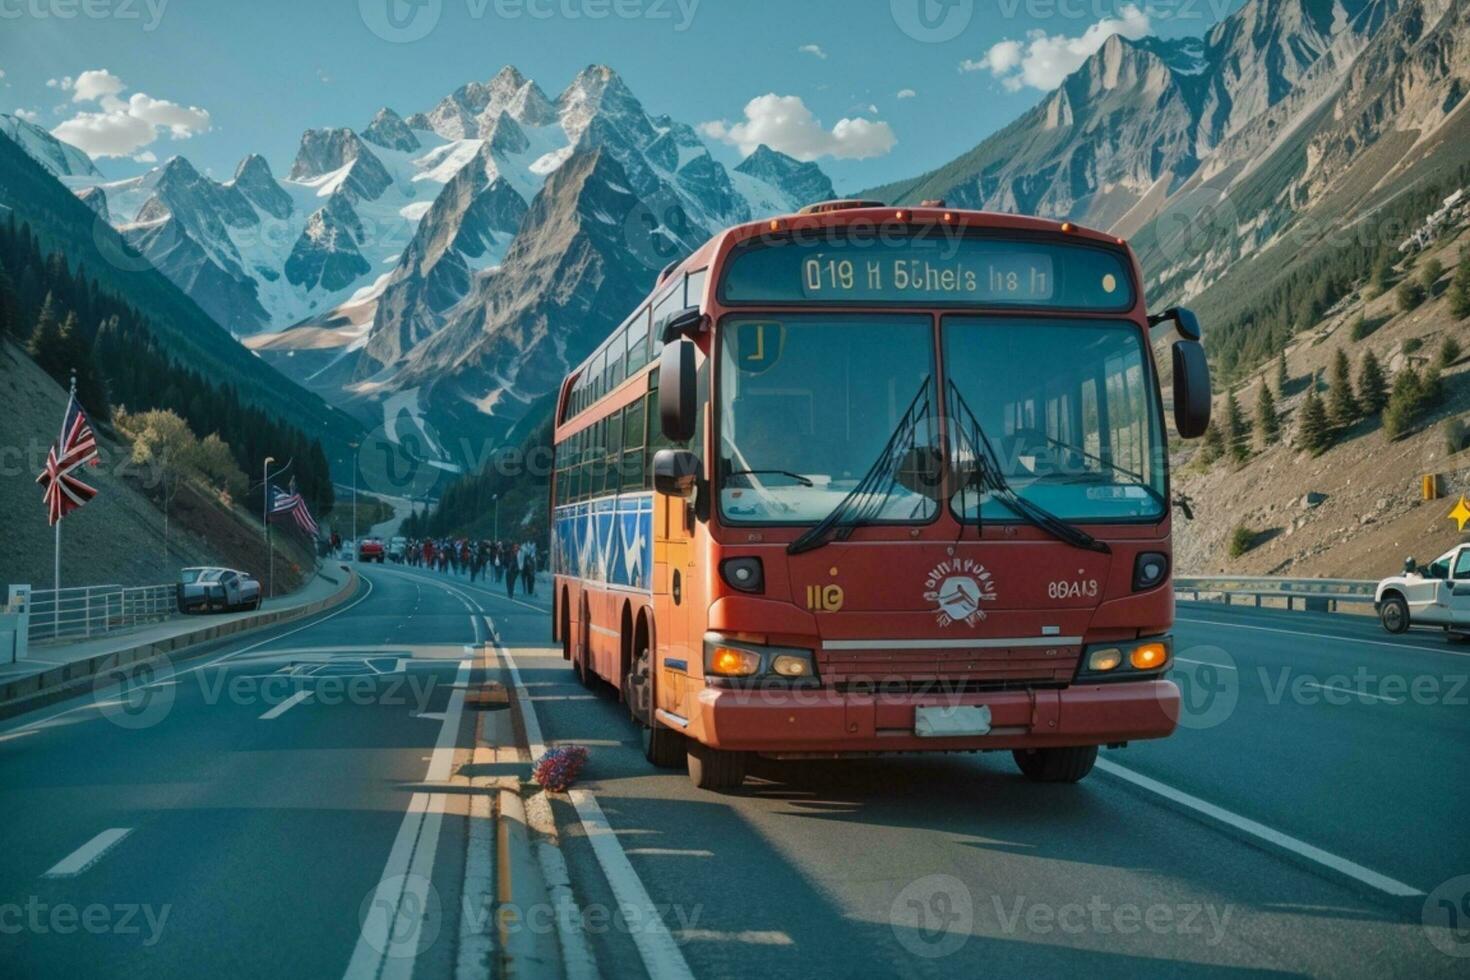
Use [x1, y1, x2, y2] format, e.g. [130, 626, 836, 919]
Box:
[625, 643, 684, 769]
[1013, 746, 1097, 783]
[687, 742, 748, 791]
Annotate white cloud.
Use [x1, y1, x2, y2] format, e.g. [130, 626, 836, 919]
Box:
[701, 93, 896, 162]
[71, 69, 125, 105]
[133, 150, 157, 163]
[14, 108, 39, 123]
[126, 93, 211, 138]
[50, 68, 211, 158]
[798, 44, 827, 60]
[897, 88, 917, 100]
[961, 4, 1151, 92]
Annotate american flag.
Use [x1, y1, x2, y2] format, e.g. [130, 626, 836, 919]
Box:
[36, 391, 100, 526]
[269, 480, 320, 537]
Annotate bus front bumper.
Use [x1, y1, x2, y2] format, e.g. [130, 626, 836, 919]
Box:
[687, 680, 1179, 754]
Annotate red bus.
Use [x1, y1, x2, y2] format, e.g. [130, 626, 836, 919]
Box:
[550, 201, 1210, 790]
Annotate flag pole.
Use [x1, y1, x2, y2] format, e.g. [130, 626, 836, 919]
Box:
[263, 456, 276, 601]
[54, 370, 77, 633]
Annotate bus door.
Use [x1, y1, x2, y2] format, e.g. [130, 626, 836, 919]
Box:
[652, 363, 707, 717]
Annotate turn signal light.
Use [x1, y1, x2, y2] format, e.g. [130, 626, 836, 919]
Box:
[1130, 642, 1169, 670]
[1087, 648, 1123, 672]
[709, 646, 761, 677]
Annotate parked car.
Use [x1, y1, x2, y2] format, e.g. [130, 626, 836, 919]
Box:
[388, 536, 407, 563]
[357, 537, 385, 563]
[1374, 544, 1470, 637]
[177, 567, 262, 613]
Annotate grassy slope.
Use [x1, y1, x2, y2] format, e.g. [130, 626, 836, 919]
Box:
[0, 339, 312, 592]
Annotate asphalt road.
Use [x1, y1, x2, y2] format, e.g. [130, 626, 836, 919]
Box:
[2, 565, 1467, 978]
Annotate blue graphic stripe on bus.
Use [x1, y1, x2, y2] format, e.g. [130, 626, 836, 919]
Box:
[553, 493, 654, 591]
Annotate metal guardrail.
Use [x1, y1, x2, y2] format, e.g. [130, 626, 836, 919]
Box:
[1174, 576, 1376, 612]
[20, 584, 178, 643]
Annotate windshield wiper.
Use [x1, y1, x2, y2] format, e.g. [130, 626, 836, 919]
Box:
[726, 468, 815, 487]
[1044, 436, 1166, 510]
[947, 382, 1111, 555]
[788, 379, 933, 555]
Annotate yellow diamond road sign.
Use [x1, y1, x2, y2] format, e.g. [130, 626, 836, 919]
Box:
[1451, 495, 1470, 533]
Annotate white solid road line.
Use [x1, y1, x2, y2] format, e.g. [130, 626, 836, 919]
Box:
[1297, 680, 1404, 704]
[1176, 615, 1470, 659]
[343, 658, 470, 980]
[42, 828, 133, 878]
[1096, 759, 1424, 897]
[1173, 656, 1238, 671]
[259, 690, 312, 720]
[500, 643, 696, 980]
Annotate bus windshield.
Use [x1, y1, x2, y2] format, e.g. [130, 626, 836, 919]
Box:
[717, 314, 938, 525]
[944, 316, 1166, 522]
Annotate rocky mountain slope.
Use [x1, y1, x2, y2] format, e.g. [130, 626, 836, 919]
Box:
[868, 0, 1393, 229]
[1173, 227, 1469, 578]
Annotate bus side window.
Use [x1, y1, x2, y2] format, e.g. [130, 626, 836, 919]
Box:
[627, 307, 651, 375]
[604, 407, 624, 494]
[622, 398, 645, 490]
[609, 330, 627, 391]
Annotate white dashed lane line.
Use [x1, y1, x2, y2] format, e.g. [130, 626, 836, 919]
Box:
[42, 828, 133, 879]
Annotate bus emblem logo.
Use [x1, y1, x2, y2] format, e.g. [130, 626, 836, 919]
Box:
[923, 559, 997, 627]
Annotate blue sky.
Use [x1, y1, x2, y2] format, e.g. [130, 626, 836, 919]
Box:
[0, 0, 1242, 192]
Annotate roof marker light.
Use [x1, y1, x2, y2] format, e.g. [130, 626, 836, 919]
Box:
[1062, 222, 1074, 233]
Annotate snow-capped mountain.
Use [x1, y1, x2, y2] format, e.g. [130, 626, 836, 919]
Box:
[0, 113, 101, 179]
[39, 65, 830, 463]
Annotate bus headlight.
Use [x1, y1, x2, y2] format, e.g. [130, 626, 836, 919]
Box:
[1077, 637, 1171, 681]
[707, 644, 762, 677]
[703, 635, 817, 682]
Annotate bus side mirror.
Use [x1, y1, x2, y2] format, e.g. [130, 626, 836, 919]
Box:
[1172, 340, 1211, 439]
[652, 449, 700, 499]
[659, 339, 698, 443]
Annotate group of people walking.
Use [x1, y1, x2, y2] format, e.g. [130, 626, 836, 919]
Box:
[404, 537, 541, 597]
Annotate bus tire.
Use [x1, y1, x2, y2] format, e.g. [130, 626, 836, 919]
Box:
[1012, 745, 1097, 783]
[1379, 594, 1409, 634]
[642, 723, 686, 770]
[687, 742, 748, 791]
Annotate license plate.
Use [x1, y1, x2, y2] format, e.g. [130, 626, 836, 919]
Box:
[915, 705, 992, 738]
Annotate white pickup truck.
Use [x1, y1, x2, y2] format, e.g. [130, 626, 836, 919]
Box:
[1375, 543, 1470, 638]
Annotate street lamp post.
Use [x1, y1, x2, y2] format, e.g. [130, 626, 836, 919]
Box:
[350, 443, 359, 562]
[262, 456, 276, 600]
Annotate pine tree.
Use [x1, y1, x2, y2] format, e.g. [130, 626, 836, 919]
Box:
[1224, 390, 1250, 463]
[1420, 256, 1445, 295]
[1358, 350, 1389, 416]
[1450, 249, 1470, 319]
[1439, 334, 1462, 368]
[1298, 389, 1332, 454]
[1369, 253, 1393, 297]
[1382, 367, 1424, 440]
[0, 263, 17, 338]
[1275, 350, 1289, 396]
[1327, 348, 1358, 429]
[1255, 382, 1280, 447]
[26, 292, 66, 379]
[1200, 420, 1224, 465]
